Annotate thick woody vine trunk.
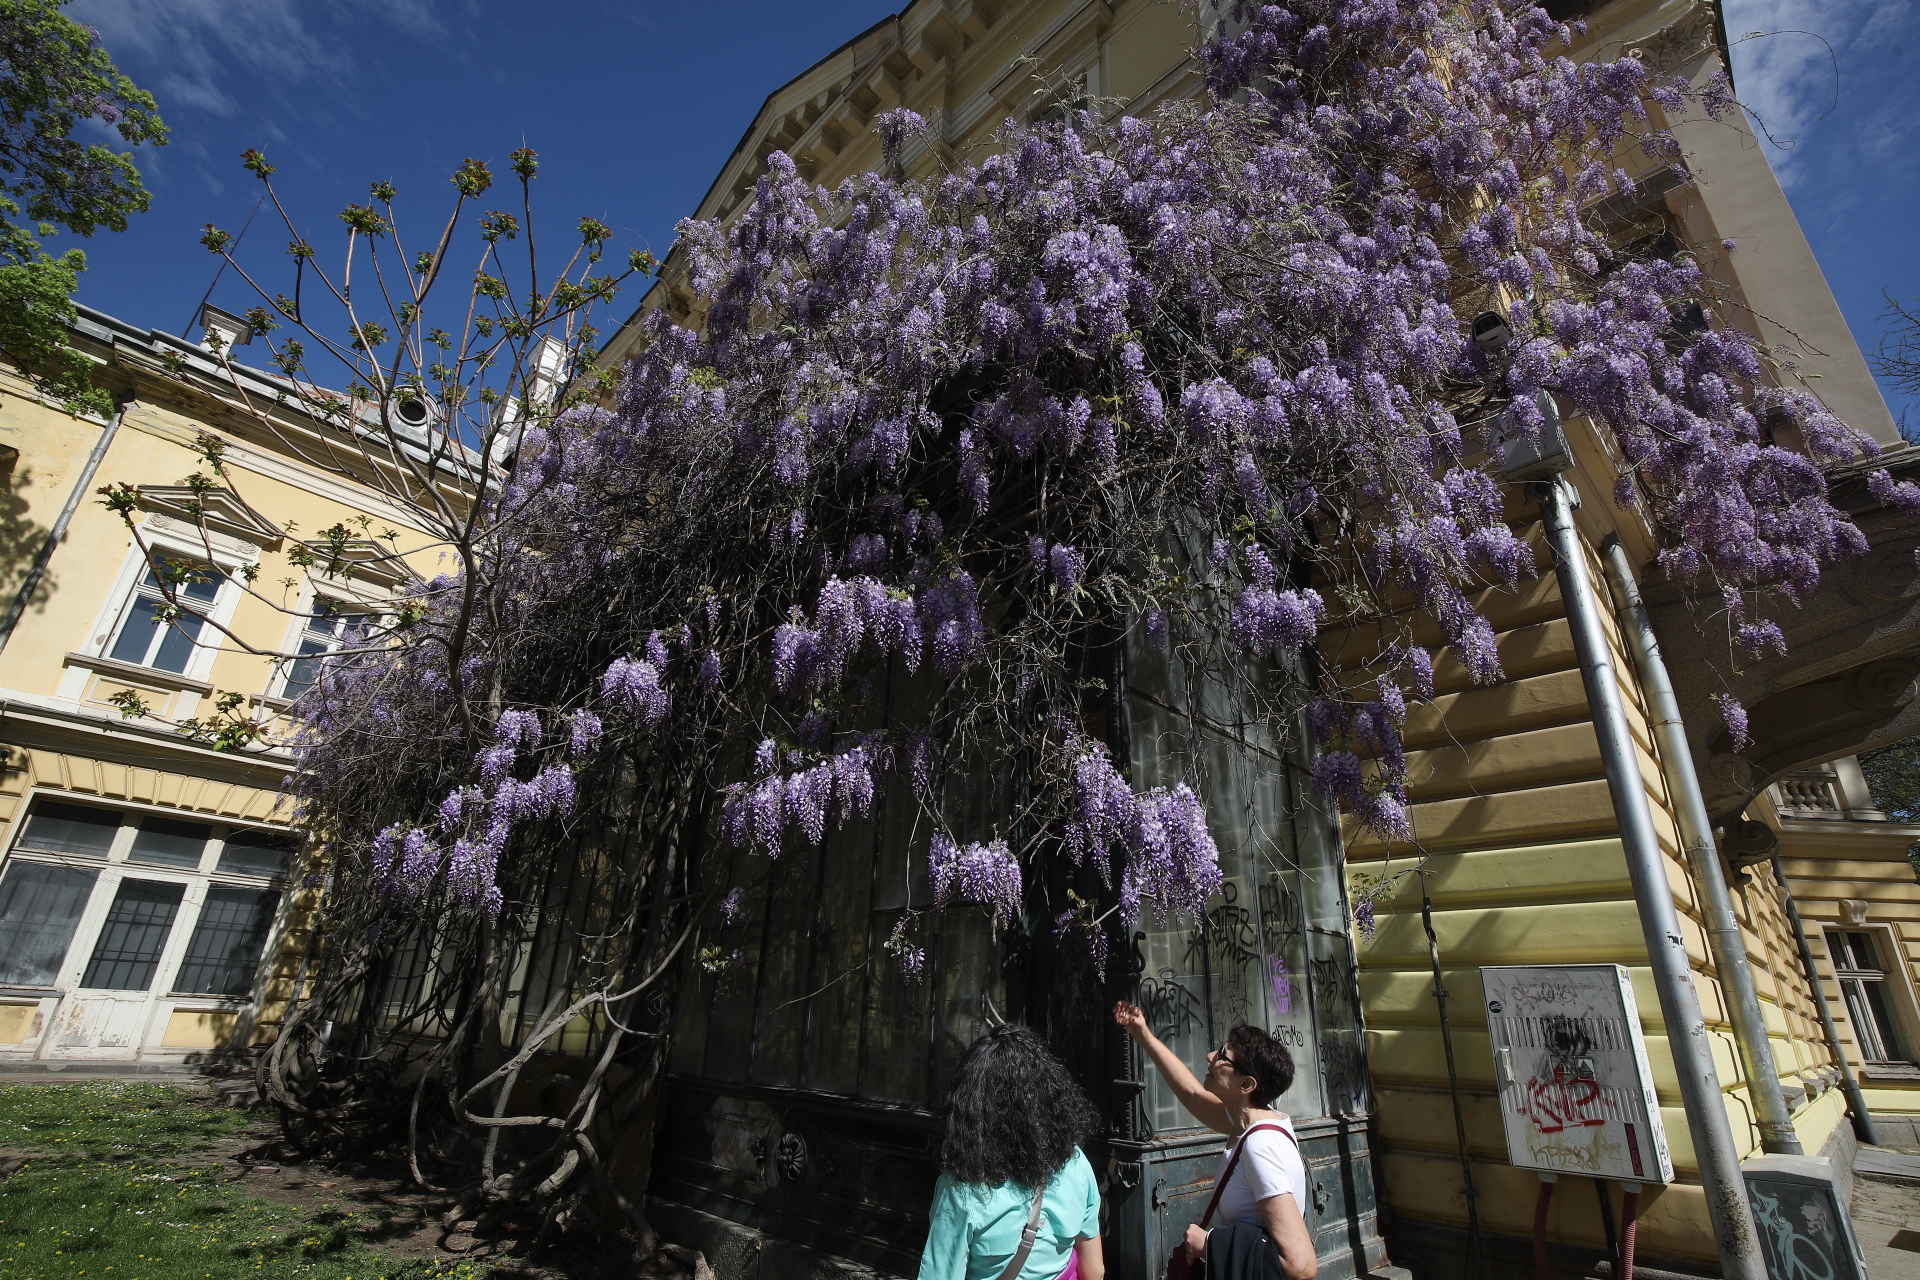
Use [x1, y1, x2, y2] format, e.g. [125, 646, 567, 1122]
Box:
[258, 760, 706, 1249]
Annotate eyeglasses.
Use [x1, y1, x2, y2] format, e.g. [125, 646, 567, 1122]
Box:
[1212, 1043, 1238, 1072]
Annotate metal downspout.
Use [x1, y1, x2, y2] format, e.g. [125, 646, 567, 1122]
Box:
[0, 399, 126, 655]
[1599, 537, 1804, 1156]
[1538, 479, 1765, 1280]
[1770, 849, 1879, 1146]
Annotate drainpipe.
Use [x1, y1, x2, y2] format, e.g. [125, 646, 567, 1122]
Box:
[0, 399, 127, 655]
[1538, 478, 1766, 1280]
[1599, 537, 1804, 1156]
[1770, 849, 1879, 1146]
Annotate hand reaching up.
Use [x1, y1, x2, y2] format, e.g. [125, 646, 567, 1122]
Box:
[1113, 1000, 1149, 1040]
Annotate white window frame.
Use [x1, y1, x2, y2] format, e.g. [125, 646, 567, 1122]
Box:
[269, 566, 391, 701]
[74, 528, 256, 689]
[1827, 923, 1920, 1067]
[0, 790, 298, 1013]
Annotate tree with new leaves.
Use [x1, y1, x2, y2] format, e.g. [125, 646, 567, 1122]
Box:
[174, 0, 1916, 1248]
[0, 0, 165, 416]
[1874, 291, 1920, 443]
[96, 146, 652, 756]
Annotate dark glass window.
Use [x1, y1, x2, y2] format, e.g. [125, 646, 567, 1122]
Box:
[1125, 620, 1360, 1131]
[107, 562, 223, 674]
[80, 879, 185, 990]
[173, 886, 280, 996]
[16, 801, 121, 857]
[128, 817, 212, 869]
[284, 599, 371, 695]
[216, 830, 295, 879]
[1829, 929, 1910, 1064]
[666, 667, 981, 1108]
[0, 862, 99, 986]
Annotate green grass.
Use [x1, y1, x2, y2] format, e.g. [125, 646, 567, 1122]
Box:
[0, 1084, 251, 1160]
[0, 1085, 474, 1280]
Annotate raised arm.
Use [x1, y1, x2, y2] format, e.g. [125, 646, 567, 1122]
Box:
[1112, 1000, 1230, 1133]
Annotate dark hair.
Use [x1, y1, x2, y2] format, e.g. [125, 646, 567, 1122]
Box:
[939, 1023, 1099, 1187]
[1227, 1024, 1295, 1108]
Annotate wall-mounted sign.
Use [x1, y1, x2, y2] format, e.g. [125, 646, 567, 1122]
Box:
[1480, 964, 1674, 1183]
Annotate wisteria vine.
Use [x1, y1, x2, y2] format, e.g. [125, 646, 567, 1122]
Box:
[271, 0, 1907, 1217]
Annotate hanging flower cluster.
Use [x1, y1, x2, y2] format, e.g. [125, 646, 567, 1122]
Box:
[931, 835, 1023, 929]
[293, 0, 1884, 970]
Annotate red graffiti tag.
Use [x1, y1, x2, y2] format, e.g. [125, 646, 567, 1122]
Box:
[1518, 1066, 1607, 1134]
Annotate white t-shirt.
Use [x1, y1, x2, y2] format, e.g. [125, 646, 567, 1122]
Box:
[1212, 1119, 1306, 1230]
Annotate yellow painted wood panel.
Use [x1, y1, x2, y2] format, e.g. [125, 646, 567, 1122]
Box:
[161, 1009, 237, 1048]
[1400, 668, 1591, 749]
[1373, 1149, 1719, 1264]
[0, 1004, 38, 1043]
[1403, 720, 1605, 801]
[1359, 838, 1634, 910]
[1350, 777, 1620, 856]
[1105, 0, 1191, 101]
[1429, 618, 1580, 696]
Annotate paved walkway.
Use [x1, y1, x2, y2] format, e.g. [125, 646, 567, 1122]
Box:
[1855, 1146, 1920, 1279]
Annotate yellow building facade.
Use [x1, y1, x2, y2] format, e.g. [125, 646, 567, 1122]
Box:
[595, 1, 1920, 1278]
[1764, 761, 1920, 1134]
[0, 305, 432, 1068]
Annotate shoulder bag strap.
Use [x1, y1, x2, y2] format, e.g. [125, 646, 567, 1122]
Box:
[1197, 1123, 1293, 1230]
[995, 1179, 1050, 1280]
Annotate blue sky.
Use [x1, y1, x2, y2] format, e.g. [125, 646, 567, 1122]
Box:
[60, 0, 899, 340]
[1722, 0, 1920, 432]
[52, 0, 1920, 430]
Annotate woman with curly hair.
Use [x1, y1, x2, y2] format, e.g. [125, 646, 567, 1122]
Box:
[1113, 1002, 1317, 1280]
[917, 1023, 1106, 1280]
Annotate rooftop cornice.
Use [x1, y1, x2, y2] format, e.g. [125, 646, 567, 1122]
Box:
[68, 302, 489, 489]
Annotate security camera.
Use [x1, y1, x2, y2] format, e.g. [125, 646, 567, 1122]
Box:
[1471, 310, 1514, 352]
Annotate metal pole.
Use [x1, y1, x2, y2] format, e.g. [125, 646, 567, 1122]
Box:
[1539, 479, 1765, 1280]
[1599, 537, 1804, 1156]
[1770, 850, 1879, 1146]
[0, 400, 126, 655]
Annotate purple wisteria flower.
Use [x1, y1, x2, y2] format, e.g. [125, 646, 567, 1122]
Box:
[885, 916, 926, 981]
[1715, 693, 1751, 753]
[1230, 586, 1325, 655]
[494, 709, 540, 748]
[602, 656, 669, 724]
[720, 737, 888, 854]
[1353, 896, 1378, 941]
[287, 0, 1894, 979]
[875, 107, 928, 168]
[1060, 732, 1223, 924]
[370, 823, 403, 877]
[1145, 609, 1169, 652]
[566, 709, 602, 757]
[930, 834, 1022, 930]
[477, 744, 515, 789]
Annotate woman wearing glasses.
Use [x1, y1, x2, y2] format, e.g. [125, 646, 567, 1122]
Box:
[1112, 1002, 1317, 1280]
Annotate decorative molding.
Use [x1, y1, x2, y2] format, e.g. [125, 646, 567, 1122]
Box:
[138, 512, 260, 563]
[63, 651, 215, 697]
[303, 539, 415, 590]
[137, 487, 285, 548]
[1841, 898, 1870, 926]
[1624, 2, 1721, 79]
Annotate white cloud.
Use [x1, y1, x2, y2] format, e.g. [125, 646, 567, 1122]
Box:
[69, 0, 461, 121]
[1723, 0, 1920, 195]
